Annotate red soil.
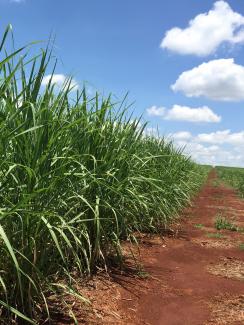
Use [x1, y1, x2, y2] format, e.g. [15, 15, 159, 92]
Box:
[56, 170, 244, 325]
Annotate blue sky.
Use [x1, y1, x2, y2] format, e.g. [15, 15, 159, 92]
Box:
[1, 0, 244, 166]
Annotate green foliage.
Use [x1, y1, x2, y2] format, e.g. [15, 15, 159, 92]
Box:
[216, 166, 244, 198]
[239, 243, 244, 250]
[0, 26, 207, 323]
[214, 215, 238, 231]
[206, 233, 225, 239]
[194, 223, 204, 229]
[212, 179, 221, 187]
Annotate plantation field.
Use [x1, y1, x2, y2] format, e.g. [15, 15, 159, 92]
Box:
[216, 166, 244, 198]
[99, 169, 244, 325]
[0, 26, 209, 324]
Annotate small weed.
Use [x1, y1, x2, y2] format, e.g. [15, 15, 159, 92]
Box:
[239, 243, 244, 250]
[137, 269, 150, 279]
[212, 179, 221, 187]
[214, 215, 238, 231]
[207, 233, 224, 239]
[138, 271, 150, 278]
[194, 224, 204, 229]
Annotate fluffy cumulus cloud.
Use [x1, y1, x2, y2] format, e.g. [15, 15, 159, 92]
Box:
[41, 74, 79, 91]
[147, 106, 165, 117]
[165, 105, 221, 123]
[185, 142, 241, 167]
[197, 130, 244, 145]
[161, 1, 244, 56]
[170, 131, 192, 141]
[172, 59, 244, 101]
[170, 130, 244, 167]
[147, 104, 220, 123]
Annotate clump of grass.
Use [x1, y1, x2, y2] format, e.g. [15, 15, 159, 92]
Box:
[212, 179, 221, 187]
[214, 216, 238, 231]
[216, 166, 244, 198]
[239, 243, 244, 251]
[0, 25, 207, 323]
[194, 224, 204, 229]
[207, 233, 225, 239]
[137, 267, 150, 279]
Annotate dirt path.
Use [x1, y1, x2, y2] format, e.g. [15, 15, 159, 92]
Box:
[57, 170, 244, 325]
[116, 170, 244, 325]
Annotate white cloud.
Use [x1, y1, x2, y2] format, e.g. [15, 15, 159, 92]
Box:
[170, 130, 244, 167]
[186, 142, 238, 166]
[161, 1, 244, 56]
[170, 131, 192, 141]
[138, 126, 244, 167]
[197, 130, 244, 145]
[146, 105, 165, 117]
[42, 74, 79, 91]
[172, 58, 244, 101]
[147, 104, 220, 123]
[188, 142, 244, 167]
[165, 105, 221, 123]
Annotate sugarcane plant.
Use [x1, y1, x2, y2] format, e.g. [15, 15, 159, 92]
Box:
[0, 25, 206, 323]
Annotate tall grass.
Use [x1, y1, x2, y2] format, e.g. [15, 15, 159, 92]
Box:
[216, 166, 244, 197]
[0, 26, 206, 323]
